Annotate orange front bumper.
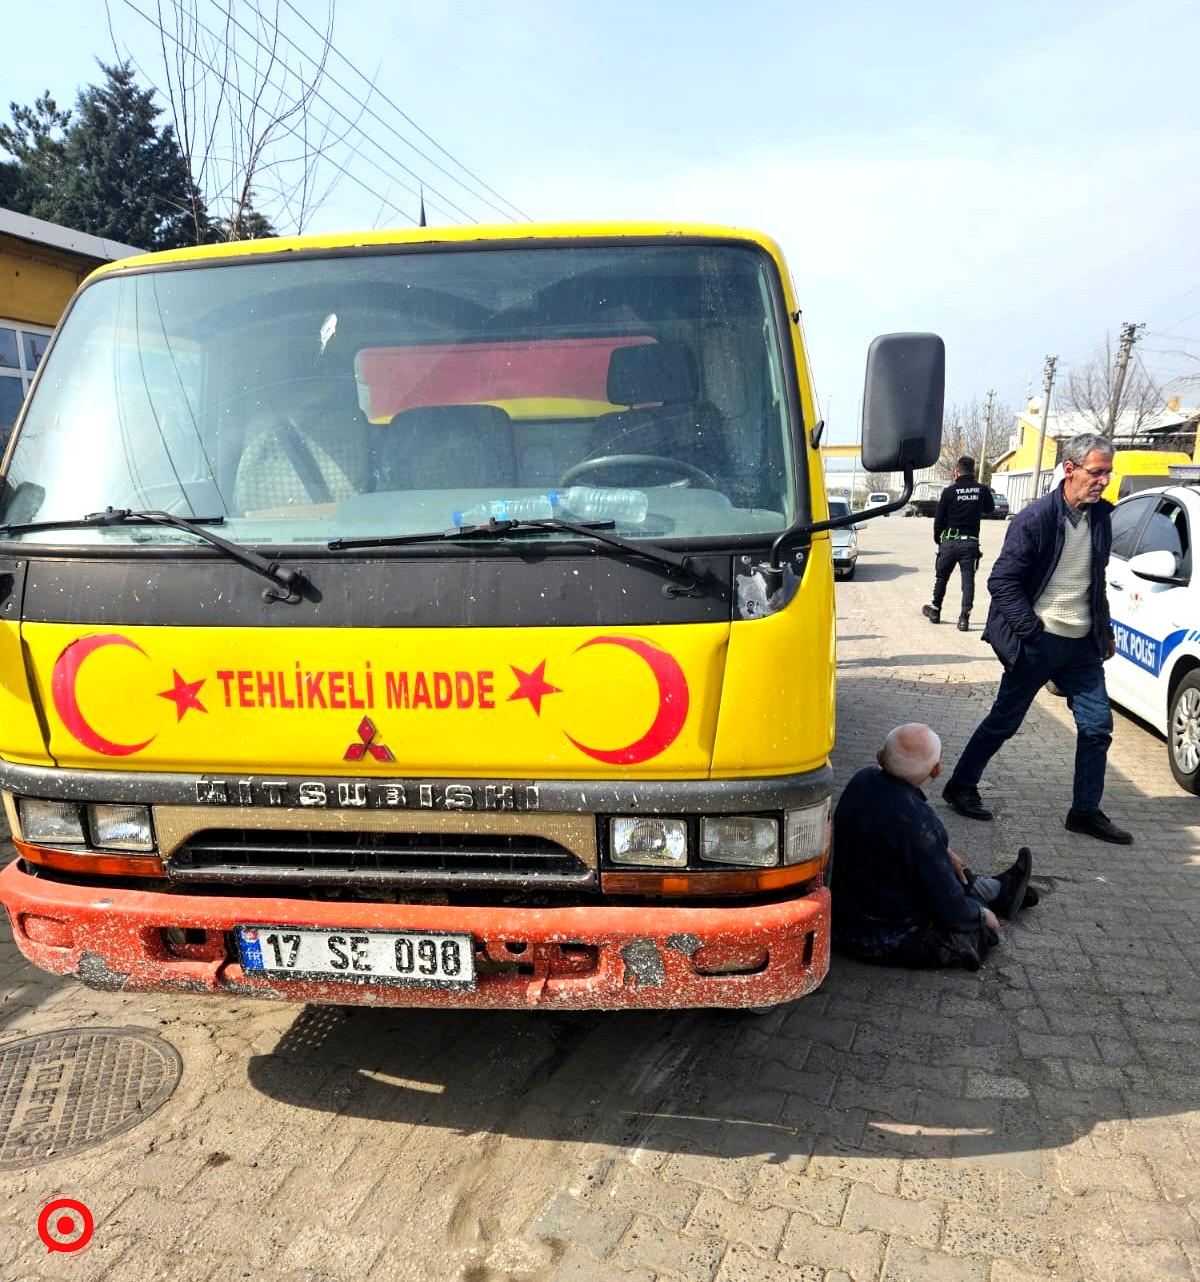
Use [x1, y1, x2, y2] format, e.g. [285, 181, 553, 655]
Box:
[0, 859, 829, 1010]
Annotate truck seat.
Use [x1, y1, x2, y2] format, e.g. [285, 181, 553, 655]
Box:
[374, 404, 517, 490]
[233, 383, 370, 512]
[589, 342, 729, 480]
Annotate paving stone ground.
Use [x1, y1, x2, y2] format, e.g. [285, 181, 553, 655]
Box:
[1, 515, 1198, 1280]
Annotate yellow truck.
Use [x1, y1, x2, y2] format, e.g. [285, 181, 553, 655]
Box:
[0, 222, 942, 1010]
[1102, 449, 1191, 503]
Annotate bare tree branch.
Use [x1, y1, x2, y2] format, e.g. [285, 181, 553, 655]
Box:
[138, 0, 340, 241]
[1063, 333, 1166, 435]
[935, 397, 1013, 479]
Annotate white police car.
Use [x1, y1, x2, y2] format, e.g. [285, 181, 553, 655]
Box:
[1105, 476, 1200, 793]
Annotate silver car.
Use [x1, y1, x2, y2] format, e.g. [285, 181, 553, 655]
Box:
[828, 498, 858, 579]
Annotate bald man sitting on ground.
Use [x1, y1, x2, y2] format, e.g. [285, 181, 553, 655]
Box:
[830, 723, 1035, 971]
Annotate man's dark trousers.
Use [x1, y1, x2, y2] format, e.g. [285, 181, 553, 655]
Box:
[932, 537, 980, 617]
[949, 632, 1113, 811]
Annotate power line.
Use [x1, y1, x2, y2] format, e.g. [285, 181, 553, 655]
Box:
[118, 0, 472, 226]
[191, 0, 485, 224]
[1147, 305, 1200, 336]
[1030, 355, 1057, 501]
[1143, 284, 1199, 326]
[280, 0, 529, 221]
[114, 0, 424, 227]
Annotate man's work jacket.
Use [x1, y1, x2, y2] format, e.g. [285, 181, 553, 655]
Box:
[982, 484, 1114, 669]
[830, 765, 983, 956]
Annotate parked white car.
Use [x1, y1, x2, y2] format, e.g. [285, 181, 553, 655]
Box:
[828, 498, 859, 579]
[865, 491, 891, 514]
[1105, 480, 1200, 793]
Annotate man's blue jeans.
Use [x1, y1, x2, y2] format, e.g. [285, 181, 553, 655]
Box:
[950, 631, 1113, 812]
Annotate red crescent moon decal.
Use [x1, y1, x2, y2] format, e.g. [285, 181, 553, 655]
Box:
[52, 634, 156, 757]
[565, 636, 690, 765]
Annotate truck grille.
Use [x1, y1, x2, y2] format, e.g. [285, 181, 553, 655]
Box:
[167, 828, 594, 889]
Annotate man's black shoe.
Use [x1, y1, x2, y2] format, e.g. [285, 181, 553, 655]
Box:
[1021, 885, 1040, 909]
[991, 846, 1033, 919]
[922, 604, 940, 623]
[958, 617, 970, 631]
[1065, 809, 1132, 844]
[942, 781, 993, 820]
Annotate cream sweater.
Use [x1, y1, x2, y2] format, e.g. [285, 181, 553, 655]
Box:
[1034, 509, 1092, 638]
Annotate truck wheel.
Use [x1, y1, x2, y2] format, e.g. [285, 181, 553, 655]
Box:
[1169, 671, 1200, 794]
[844, 566, 856, 580]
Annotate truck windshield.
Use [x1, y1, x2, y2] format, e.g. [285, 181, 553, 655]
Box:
[0, 242, 800, 547]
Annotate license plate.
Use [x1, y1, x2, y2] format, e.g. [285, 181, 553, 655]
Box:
[236, 926, 475, 988]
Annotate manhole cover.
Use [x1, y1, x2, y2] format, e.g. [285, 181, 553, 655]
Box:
[0, 1027, 182, 1168]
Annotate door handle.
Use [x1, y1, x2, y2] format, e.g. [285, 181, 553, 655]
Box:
[1107, 579, 1123, 590]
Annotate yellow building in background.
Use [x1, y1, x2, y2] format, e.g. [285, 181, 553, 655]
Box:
[991, 397, 1199, 512]
[0, 208, 141, 441]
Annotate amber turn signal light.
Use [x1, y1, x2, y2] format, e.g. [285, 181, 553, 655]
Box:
[601, 856, 825, 897]
[14, 837, 165, 879]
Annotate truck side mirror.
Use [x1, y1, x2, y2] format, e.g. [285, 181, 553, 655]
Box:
[861, 333, 944, 472]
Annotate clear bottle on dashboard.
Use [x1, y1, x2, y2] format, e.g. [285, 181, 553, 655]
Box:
[451, 495, 556, 526]
[550, 486, 648, 523]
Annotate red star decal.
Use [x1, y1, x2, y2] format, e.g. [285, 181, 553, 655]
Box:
[157, 670, 207, 721]
[507, 660, 561, 716]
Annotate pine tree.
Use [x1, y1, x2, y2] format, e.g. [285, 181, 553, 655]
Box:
[0, 64, 279, 247]
[0, 92, 71, 219]
[52, 62, 203, 250]
[214, 201, 277, 242]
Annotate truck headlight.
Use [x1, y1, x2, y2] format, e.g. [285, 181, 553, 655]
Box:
[18, 798, 86, 845]
[700, 816, 779, 866]
[89, 804, 155, 852]
[610, 817, 688, 868]
[784, 798, 832, 865]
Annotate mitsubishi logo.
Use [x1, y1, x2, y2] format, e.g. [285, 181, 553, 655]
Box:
[343, 716, 394, 763]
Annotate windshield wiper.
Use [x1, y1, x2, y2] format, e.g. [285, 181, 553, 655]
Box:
[0, 507, 306, 603]
[330, 516, 704, 593]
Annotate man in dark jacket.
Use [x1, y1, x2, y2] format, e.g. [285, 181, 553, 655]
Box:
[922, 455, 995, 630]
[832, 723, 1034, 970]
[942, 433, 1131, 844]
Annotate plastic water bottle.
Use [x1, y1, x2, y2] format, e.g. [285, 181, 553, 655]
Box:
[550, 486, 648, 524]
[451, 495, 555, 526]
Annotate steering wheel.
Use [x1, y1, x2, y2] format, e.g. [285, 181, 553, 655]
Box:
[559, 453, 719, 489]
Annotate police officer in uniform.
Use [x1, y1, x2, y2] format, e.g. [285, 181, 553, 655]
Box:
[922, 456, 995, 631]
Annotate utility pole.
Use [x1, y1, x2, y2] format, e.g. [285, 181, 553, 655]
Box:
[851, 395, 862, 504]
[1106, 320, 1145, 437]
[1029, 356, 1058, 505]
[980, 388, 997, 485]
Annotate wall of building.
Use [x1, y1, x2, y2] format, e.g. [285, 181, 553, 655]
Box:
[0, 233, 95, 328]
[993, 416, 1058, 477]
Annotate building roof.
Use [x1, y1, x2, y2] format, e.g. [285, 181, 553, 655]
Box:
[0, 207, 143, 263]
[1014, 402, 1199, 441]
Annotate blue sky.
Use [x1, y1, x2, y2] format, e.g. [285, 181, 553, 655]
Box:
[7, 0, 1200, 443]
